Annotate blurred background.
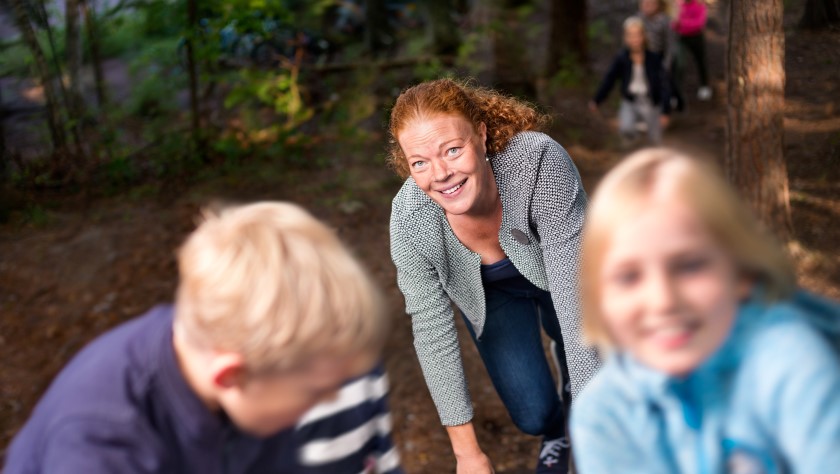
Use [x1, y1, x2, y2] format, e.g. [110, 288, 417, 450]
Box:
[0, 0, 838, 471]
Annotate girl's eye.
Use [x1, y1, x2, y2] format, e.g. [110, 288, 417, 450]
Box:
[674, 256, 709, 275]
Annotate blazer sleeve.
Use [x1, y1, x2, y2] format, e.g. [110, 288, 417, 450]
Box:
[389, 206, 474, 426]
[528, 139, 600, 400]
[592, 53, 623, 105]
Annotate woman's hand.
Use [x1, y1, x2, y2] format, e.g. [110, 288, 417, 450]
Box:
[455, 451, 495, 473]
[447, 422, 495, 473]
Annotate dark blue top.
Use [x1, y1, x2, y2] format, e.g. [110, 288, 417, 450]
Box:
[481, 257, 542, 293]
[592, 48, 671, 113]
[4, 306, 402, 474]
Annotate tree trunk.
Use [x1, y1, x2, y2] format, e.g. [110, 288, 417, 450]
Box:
[422, 0, 461, 57]
[491, 0, 536, 99]
[66, 0, 84, 118]
[364, 0, 393, 57]
[185, 0, 203, 158]
[799, 0, 840, 29]
[545, 0, 588, 77]
[725, 0, 791, 241]
[82, 0, 108, 108]
[9, 0, 67, 151]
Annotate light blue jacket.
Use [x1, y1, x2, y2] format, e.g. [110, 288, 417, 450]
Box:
[571, 291, 840, 474]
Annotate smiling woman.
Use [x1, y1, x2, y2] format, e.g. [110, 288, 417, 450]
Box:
[386, 78, 600, 474]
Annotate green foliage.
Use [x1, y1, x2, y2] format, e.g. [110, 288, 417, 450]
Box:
[0, 41, 31, 76]
[546, 55, 586, 89]
[587, 18, 614, 48]
[21, 204, 50, 226]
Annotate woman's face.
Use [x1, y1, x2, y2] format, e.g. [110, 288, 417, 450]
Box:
[597, 197, 748, 377]
[398, 113, 495, 217]
[624, 24, 646, 53]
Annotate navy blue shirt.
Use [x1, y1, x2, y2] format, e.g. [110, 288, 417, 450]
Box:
[5, 306, 402, 474]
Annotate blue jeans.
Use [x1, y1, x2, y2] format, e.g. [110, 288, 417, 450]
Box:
[460, 280, 571, 439]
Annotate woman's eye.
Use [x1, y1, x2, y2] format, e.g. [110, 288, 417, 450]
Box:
[411, 161, 426, 169]
[446, 147, 461, 157]
[610, 270, 639, 287]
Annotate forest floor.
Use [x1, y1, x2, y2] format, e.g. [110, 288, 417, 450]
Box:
[1, 4, 839, 473]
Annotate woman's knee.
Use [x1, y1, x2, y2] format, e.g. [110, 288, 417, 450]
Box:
[510, 405, 562, 436]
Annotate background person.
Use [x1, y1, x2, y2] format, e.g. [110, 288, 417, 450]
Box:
[589, 17, 671, 146]
[636, 0, 683, 111]
[673, 0, 713, 101]
[5, 202, 402, 474]
[388, 78, 600, 474]
[570, 149, 840, 473]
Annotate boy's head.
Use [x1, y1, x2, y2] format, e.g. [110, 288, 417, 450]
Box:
[580, 149, 795, 372]
[173, 201, 388, 436]
[623, 16, 647, 52]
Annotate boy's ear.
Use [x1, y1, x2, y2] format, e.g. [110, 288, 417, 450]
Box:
[209, 352, 246, 389]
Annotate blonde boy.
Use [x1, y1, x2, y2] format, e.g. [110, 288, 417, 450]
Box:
[6, 202, 399, 474]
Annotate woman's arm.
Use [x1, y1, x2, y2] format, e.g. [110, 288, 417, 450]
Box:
[389, 203, 492, 470]
[528, 139, 600, 399]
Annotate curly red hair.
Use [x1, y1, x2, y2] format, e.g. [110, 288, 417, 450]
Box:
[387, 78, 550, 178]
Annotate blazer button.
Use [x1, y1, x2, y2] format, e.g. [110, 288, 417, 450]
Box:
[511, 228, 529, 244]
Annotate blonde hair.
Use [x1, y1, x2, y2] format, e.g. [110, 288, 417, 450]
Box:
[387, 78, 550, 178]
[580, 148, 796, 351]
[175, 201, 388, 374]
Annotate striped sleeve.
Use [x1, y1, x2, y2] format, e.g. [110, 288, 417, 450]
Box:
[294, 365, 404, 474]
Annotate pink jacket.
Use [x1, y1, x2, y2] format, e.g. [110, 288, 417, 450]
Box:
[673, 0, 707, 36]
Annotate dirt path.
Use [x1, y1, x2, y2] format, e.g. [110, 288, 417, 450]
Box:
[1, 5, 839, 474]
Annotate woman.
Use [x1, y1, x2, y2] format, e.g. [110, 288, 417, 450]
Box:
[388, 78, 600, 474]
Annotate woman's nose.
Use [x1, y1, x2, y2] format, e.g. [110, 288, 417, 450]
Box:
[431, 159, 450, 181]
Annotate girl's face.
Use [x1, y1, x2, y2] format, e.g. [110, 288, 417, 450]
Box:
[598, 197, 748, 377]
[624, 24, 646, 53]
[640, 0, 659, 17]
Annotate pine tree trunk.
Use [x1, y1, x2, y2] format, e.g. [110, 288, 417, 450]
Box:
[725, 0, 791, 241]
[800, 0, 840, 29]
[83, 0, 108, 108]
[66, 0, 84, 118]
[545, 0, 588, 77]
[491, 0, 536, 99]
[423, 0, 461, 57]
[185, 0, 203, 158]
[9, 0, 67, 151]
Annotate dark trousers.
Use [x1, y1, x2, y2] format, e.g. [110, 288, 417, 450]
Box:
[678, 32, 709, 87]
[460, 281, 572, 468]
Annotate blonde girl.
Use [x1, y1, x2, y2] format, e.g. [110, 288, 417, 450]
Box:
[570, 148, 840, 473]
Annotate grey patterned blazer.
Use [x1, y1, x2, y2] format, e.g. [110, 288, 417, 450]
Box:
[389, 131, 601, 426]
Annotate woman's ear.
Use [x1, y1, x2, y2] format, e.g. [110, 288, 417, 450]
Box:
[478, 122, 488, 151]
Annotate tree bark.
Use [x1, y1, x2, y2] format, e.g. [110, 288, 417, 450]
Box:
[725, 0, 791, 241]
[185, 0, 204, 158]
[422, 0, 461, 57]
[82, 0, 108, 108]
[364, 0, 393, 58]
[66, 0, 84, 118]
[9, 0, 67, 151]
[545, 0, 588, 77]
[799, 0, 840, 29]
[491, 0, 536, 99]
